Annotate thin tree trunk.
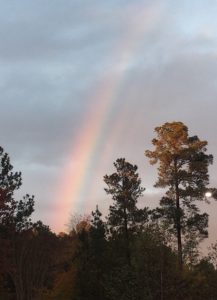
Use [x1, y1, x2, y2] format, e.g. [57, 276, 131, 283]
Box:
[123, 204, 131, 266]
[174, 158, 183, 269]
[160, 269, 163, 300]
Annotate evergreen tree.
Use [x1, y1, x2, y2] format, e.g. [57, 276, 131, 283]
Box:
[145, 122, 213, 268]
[0, 146, 35, 299]
[0, 146, 34, 233]
[104, 158, 147, 265]
[90, 205, 106, 256]
[73, 208, 107, 300]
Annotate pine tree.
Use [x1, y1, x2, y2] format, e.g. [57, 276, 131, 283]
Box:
[0, 146, 35, 298]
[145, 122, 213, 268]
[0, 146, 34, 232]
[90, 206, 106, 256]
[104, 158, 146, 265]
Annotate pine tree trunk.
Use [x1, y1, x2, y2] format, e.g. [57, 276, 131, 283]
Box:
[123, 205, 131, 266]
[174, 158, 183, 269]
[176, 193, 182, 268]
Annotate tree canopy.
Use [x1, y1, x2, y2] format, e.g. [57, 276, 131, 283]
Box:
[145, 121, 213, 267]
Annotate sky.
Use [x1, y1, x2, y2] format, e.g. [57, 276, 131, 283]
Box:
[0, 0, 217, 246]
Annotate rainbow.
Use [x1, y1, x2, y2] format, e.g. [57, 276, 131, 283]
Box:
[52, 1, 163, 232]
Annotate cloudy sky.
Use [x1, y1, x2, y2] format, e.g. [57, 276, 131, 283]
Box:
[1, 1, 217, 243]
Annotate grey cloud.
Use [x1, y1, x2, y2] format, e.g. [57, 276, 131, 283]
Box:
[91, 51, 217, 203]
[0, 0, 138, 63]
[0, 0, 217, 233]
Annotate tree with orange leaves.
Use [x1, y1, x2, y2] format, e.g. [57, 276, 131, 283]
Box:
[146, 122, 213, 268]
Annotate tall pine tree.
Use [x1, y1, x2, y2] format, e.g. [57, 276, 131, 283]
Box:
[104, 158, 147, 265]
[145, 122, 213, 268]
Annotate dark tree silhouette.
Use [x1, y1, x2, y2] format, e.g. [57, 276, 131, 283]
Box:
[104, 158, 147, 265]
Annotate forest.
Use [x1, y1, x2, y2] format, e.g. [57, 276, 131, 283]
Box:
[1, 121, 217, 300]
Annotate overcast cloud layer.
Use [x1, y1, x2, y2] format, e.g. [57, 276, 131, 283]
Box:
[1, 1, 217, 247]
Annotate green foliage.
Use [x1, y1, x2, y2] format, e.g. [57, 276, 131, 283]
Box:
[72, 207, 108, 300]
[104, 158, 147, 265]
[0, 147, 64, 300]
[0, 147, 37, 299]
[0, 146, 34, 232]
[1, 120, 217, 300]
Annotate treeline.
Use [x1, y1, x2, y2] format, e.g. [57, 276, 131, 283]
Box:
[1, 121, 217, 300]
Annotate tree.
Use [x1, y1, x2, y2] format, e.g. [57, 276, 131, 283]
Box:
[0, 146, 35, 299]
[104, 158, 147, 265]
[90, 206, 106, 257]
[0, 146, 34, 234]
[74, 207, 108, 300]
[0, 146, 21, 228]
[9, 222, 61, 300]
[145, 122, 213, 268]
